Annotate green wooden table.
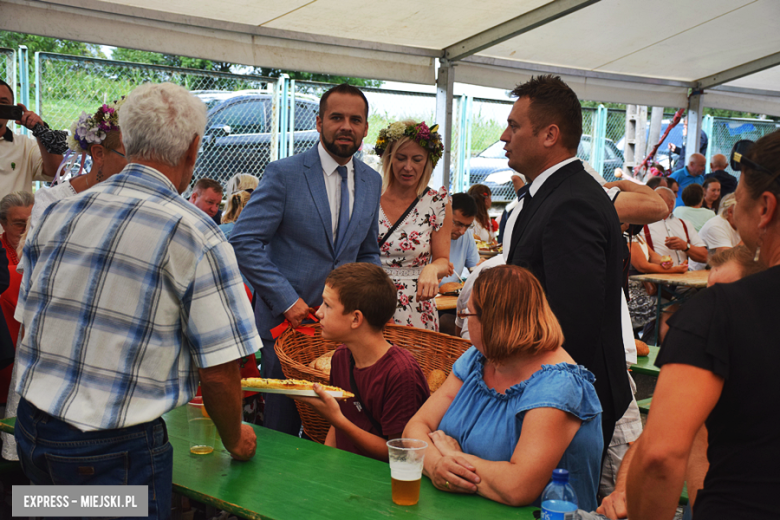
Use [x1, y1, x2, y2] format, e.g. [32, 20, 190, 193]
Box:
[2, 408, 537, 520]
[630, 345, 660, 377]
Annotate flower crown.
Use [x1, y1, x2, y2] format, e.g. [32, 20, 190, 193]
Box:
[67, 97, 125, 154]
[375, 121, 444, 168]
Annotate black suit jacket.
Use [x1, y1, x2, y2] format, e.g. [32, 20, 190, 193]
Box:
[507, 159, 631, 430]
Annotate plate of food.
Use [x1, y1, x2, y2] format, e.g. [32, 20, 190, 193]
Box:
[241, 378, 354, 399]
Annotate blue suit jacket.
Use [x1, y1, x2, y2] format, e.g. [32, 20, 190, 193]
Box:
[230, 145, 382, 338]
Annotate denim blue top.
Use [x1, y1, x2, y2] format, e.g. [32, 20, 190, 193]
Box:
[439, 346, 603, 511]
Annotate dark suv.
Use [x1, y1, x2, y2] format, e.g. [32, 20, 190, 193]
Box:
[193, 92, 320, 182]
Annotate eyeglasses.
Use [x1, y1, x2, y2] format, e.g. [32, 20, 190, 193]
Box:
[110, 148, 126, 159]
[452, 220, 474, 231]
[457, 310, 480, 320]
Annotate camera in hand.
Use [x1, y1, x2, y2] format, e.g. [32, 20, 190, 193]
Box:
[0, 104, 23, 121]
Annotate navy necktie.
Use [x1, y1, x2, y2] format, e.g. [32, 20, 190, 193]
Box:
[334, 165, 350, 249]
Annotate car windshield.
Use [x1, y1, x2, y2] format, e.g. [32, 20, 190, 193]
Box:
[479, 141, 507, 159]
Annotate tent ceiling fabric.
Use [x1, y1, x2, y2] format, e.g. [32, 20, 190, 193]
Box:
[2, 0, 779, 111]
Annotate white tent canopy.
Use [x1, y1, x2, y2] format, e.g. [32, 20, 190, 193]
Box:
[3, 0, 780, 113]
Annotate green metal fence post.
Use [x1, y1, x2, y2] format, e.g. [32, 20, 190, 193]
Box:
[278, 74, 290, 160]
[591, 104, 608, 175]
[702, 114, 714, 173]
[270, 77, 281, 162]
[17, 45, 29, 135]
[288, 78, 296, 158]
[34, 51, 42, 118]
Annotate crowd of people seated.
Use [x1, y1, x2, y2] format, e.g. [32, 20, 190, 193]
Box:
[0, 72, 777, 520]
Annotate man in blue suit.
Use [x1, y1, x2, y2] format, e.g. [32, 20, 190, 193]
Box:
[230, 84, 382, 435]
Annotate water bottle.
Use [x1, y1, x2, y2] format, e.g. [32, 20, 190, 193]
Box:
[541, 468, 578, 520]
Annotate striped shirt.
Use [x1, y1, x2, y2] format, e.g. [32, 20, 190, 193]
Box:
[14, 164, 261, 431]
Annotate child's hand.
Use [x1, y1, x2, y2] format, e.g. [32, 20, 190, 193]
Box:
[291, 383, 344, 426]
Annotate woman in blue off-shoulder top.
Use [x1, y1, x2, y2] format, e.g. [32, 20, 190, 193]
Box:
[404, 265, 603, 510]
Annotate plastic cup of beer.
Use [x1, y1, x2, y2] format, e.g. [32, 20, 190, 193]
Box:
[387, 438, 428, 506]
[187, 397, 216, 455]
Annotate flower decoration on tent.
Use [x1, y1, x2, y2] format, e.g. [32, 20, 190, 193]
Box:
[67, 97, 125, 153]
[375, 121, 443, 168]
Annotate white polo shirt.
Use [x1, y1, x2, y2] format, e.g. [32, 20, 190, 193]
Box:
[0, 128, 52, 196]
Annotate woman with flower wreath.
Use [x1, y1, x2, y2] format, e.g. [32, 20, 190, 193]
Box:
[375, 120, 453, 331]
[28, 98, 128, 235]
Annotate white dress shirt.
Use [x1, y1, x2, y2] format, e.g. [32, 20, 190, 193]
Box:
[503, 157, 579, 260]
[318, 142, 355, 239]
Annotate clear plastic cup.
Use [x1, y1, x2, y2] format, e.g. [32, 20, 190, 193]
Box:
[187, 397, 216, 455]
[386, 438, 428, 506]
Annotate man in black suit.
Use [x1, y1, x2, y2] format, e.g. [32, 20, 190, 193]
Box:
[704, 153, 738, 197]
[503, 75, 631, 455]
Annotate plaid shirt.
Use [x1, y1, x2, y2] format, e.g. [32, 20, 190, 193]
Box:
[15, 164, 261, 431]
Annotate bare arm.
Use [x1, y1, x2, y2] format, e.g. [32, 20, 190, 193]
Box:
[199, 361, 257, 460]
[293, 384, 393, 461]
[324, 425, 337, 448]
[685, 425, 709, 507]
[18, 104, 61, 179]
[597, 441, 638, 519]
[418, 202, 453, 301]
[630, 241, 687, 274]
[686, 245, 708, 263]
[627, 364, 723, 520]
[605, 181, 668, 224]
[403, 372, 480, 492]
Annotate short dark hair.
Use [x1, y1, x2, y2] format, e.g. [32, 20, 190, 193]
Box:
[666, 177, 679, 190]
[681, 183, 704, 206]
[742, 130, 780, 201]
[451, 193, 477, 218]
[646, 176, 667, 190]
[325, 263, 397, 331]
[0, 79, 13, 104]
[193, 178, 223, 195]
[319, 83, 369, 120]
[511, 75, 582, 152]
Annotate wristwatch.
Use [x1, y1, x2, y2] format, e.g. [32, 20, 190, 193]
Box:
[684, 244, 690, 252]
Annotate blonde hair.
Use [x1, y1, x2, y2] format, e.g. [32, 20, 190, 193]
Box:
[718, 193, 737, 218]
[221, 191, 251, 224]
[380, 121, 434, 197]
[472, 265, 564, 362]
[224, 173, 258, 196]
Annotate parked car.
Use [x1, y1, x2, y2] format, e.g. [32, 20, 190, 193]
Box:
[192, 91, 321, 183]
[461, 135, 625, 202]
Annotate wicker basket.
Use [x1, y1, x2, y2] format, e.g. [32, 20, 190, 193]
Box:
[274, 323, 472, 444]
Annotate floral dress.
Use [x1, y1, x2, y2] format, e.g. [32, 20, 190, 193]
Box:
[379, 187, 448, 331]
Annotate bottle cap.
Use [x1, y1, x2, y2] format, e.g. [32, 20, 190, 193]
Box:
[551, 468, 569, 483]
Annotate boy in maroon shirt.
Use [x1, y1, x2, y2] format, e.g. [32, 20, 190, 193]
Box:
[294, 263, 430, 461]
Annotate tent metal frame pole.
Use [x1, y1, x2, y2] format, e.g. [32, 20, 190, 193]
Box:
[443, 0, 600, 62]
[697, 51, 780, 90]
[685, 92, 704, 166]
[435, 61, 455, 190]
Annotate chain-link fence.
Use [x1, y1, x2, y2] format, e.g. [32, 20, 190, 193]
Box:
[708, 117, 779, 179]
[35, 52, 276, 185]
[1, 48, 15, 132]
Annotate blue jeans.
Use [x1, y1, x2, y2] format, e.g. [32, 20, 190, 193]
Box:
[15, 398, 173, 520]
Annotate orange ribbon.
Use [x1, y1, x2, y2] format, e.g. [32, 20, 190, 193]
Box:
[270, 312, 319, 339]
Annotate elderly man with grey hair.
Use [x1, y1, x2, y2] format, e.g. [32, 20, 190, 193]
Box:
[641, 186, 708, 268]
[12, 83, 260, 518]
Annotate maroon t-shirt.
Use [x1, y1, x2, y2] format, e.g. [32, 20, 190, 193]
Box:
[330, 344, 430, 457]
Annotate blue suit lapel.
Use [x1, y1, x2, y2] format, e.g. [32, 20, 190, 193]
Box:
[303, 146, 335, 253]
[335, 161, 370, 258]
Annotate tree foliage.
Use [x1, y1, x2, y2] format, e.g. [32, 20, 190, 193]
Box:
[0, 31, 103, 57]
